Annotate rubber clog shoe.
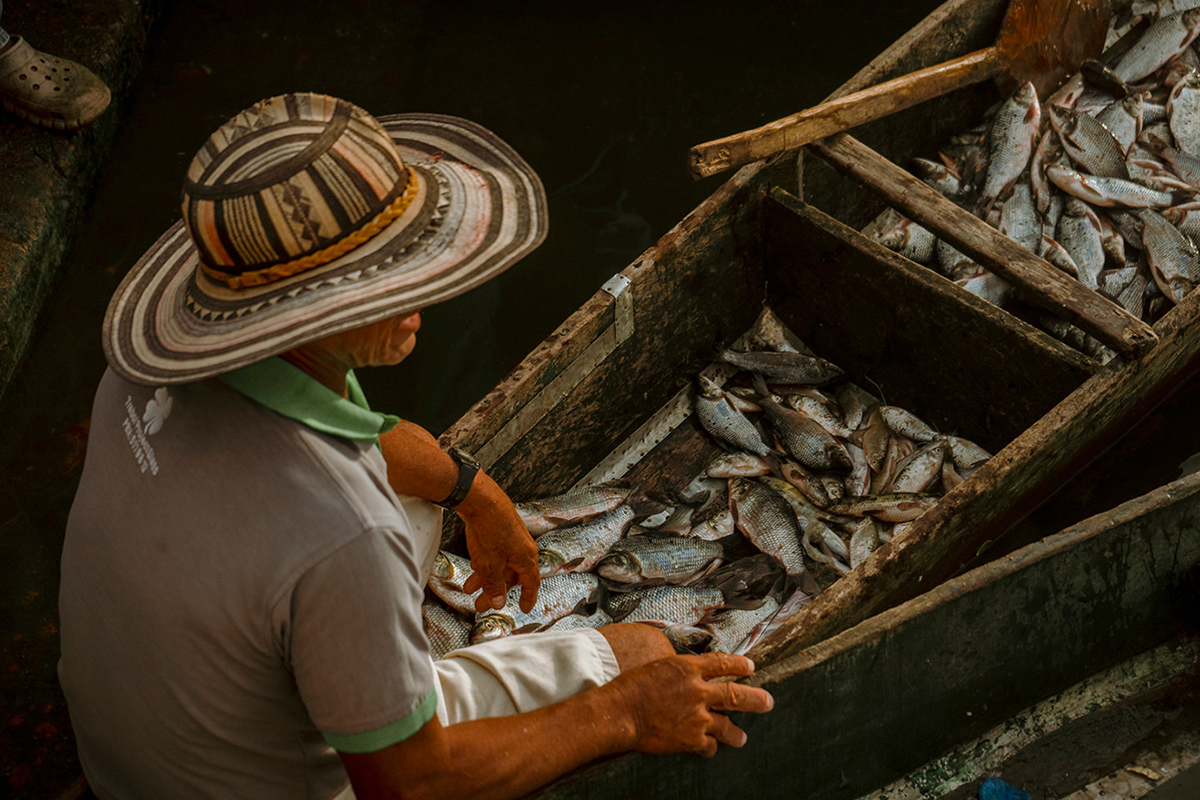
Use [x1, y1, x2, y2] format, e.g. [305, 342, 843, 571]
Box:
[0, 37, 110, 130]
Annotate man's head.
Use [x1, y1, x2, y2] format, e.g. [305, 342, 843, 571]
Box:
[103, 92, 547, 386]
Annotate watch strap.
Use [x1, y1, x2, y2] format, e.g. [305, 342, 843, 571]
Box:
[434, 447, 479, 510]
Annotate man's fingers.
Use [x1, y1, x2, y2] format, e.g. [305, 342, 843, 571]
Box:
[695, 652, 756, 681]
[462, 573, 482, 594]
[707, 713, 748, 749]
[707, 681, 775, 714]
[515, 567, 541, 613]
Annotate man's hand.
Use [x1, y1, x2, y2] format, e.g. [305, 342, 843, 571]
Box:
[606, 653, 774, 757]
[458, 473, 541, 613]
[377, 422, 540, 614]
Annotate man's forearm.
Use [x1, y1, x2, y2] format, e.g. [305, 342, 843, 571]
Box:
[377, 421, 509, 515]
[342, 683, 635, 800]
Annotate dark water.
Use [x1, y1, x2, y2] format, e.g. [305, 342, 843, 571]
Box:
[1, 1, 950, 795]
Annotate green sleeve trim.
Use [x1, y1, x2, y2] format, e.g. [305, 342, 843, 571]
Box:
[322, 687, 438, 754]
[219, 358, 399, 445]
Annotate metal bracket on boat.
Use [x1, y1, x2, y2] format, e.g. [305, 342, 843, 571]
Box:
[474, 272, 637, 470]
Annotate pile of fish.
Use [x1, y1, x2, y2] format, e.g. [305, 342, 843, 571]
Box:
[868, 3, 1200, 359]
[422, 315, 992, 659]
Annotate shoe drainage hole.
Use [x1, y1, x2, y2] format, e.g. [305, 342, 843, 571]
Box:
[30, 65, 37, 72]
[18, 74, 26, 80]
[32, 84, 40, 91]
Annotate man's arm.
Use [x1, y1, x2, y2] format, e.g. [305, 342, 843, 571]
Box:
[339, 653, 774, 800]
[378, 421, 540, 612]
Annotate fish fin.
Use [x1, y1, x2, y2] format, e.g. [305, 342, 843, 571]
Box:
[717, 595, 766, 613]
[607, 596, 642, 623]
[560, 556, 587, 572]
[513, 623, 543, 636]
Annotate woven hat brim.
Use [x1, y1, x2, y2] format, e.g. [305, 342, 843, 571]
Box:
[103, 113, 548, 385]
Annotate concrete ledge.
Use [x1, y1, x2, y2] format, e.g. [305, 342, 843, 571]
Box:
[0, 0, 163, 405]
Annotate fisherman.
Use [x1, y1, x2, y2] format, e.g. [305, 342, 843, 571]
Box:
[58, 93, 773, 800]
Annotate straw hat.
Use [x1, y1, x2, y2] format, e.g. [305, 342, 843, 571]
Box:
[103, 92, 547, 385]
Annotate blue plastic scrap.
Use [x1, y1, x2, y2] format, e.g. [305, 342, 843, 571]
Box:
[979, 777, 1033, 800]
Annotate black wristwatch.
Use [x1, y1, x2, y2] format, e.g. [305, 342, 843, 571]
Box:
[433, 447, 480, 511]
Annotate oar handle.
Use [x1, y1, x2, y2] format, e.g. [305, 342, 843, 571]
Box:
[687, 47, 1003, 180]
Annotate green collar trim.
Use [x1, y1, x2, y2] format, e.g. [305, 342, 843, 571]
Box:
[219, 357, 399, 445]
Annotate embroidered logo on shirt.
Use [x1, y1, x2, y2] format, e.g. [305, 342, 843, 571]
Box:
[143, 387, 173, 435]
[122, 389, 170, 475]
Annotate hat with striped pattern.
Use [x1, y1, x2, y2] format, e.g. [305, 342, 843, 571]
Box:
[103, 92, 547, 385]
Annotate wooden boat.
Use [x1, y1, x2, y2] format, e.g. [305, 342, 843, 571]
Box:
[435, 0, 1200, 795]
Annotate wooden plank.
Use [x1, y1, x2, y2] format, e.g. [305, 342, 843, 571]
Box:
[763, 189, 1095, 450]
[807, 133, 1159, 359]
[751, 265, 1200, 668]
[687, 48, 1002, 179]
[444, 157, 776, 503]
[533, 473, 1200, 800]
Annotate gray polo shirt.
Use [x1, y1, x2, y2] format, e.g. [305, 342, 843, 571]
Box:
[59, 360, 442, 800]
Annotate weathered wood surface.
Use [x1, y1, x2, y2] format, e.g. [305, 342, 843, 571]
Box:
[990, 0, 1112, 97]
[796, 0, 1006, 225]
[763, 189, 1094, 451]
[439, 155, 785, 503]
[533, 473, 1200, 800]
[751, 251, 1200, 667]
[687, 48, 1002, 179]
[807, 133, 1158, 359]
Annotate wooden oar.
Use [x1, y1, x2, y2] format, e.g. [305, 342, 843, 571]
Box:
[688, 0, 1112, 180]
[808, 133, 1158, 359]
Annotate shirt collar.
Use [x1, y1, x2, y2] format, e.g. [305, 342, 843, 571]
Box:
[218, 357, 399, 445]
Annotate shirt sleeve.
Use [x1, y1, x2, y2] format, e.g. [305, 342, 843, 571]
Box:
[286, 525, 437, 754]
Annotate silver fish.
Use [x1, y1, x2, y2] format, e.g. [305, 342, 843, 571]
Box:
[1041, 235, 1082, 279]
[428, 551, 483, 615]
[729, 478, 808, 577]
[1046, 164, 1176, 207]
[878, 217, 937, 263]
[1058, 198, 1107, 290]
[880, 406, 939, 442]
[935, 237, 980, 279]
[843, 441, 872, 498]
[938, 434, 992, 471]
[1098, 213, 1129, 269]
[706, 451, 774, 478]
[980, 81, 1041, 211]
[1147, 136, 1200, 184]
[1109, 208, 1147, 250]
[957, 271, 1013, 306]
[835, 382, 878, 431]
[779, 458, 830, 508]
[472, 572, 601, 643]
[859, 406, 891, 471]
[757, 385, 852, 472]
[705, 597, 782, 655]
[1097, 93, 1144, 154]
[999, 182, 1041, 254]
[1140, 208, 1200, 301]
[847, 517, 883, 570]
[785, 393, 853, 439]
[1047, 105, 1130, 179]
[1169, 69, 1200, 155]
[515, 483, 635, 536]
[912, 157, 964, 199]
[871, 434, 916, 495]
[1114, 9, 1200, 83]
[537, 504, 635, 576]
[829, 493, 940, 523]
[891, 440, 949, 494]
[1031, 128, 1066, 214]
[1131, 0, 1200, 17]
[756, 476, 850, 563]
[692, 509, 736, 541]
[718, 346, 844, 385]
[597, 534, 729, 585]
[606, 585, 730, 626]
[694, 374, 775, 459]
[1163, 201, 1200, 238]
[423, 602, 472, 660]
